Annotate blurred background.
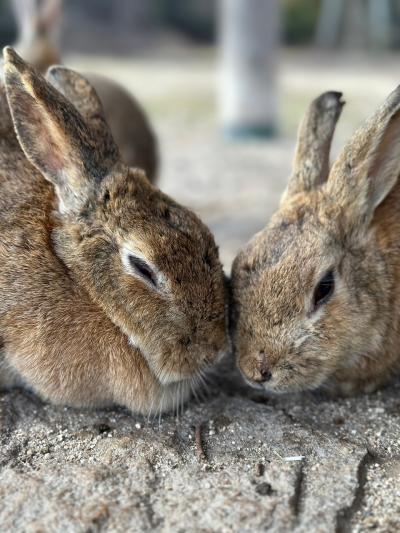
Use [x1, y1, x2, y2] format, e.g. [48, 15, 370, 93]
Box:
[1, 0, 400, 267]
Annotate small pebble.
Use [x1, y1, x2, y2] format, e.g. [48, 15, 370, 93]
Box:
[255, 482, 273, 496]
[255, 463, 265, 477]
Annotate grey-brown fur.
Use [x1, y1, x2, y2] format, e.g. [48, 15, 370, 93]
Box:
[283, 91, 344, 199]
[0, 48, 228, 414]
[232, 89, 400, 395]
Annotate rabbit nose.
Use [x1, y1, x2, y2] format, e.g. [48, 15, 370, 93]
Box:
[255, 351, 272, 382]
[259, 368, 272, 382]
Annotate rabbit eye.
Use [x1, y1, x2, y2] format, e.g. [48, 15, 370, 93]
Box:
[313, 269, 335, 310]
[127, 254, 158, 289]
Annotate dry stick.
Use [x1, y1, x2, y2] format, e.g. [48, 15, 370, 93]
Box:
[195, 422, 207, 462]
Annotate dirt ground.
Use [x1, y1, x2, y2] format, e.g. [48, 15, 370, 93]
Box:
[1, 47, 400, 532]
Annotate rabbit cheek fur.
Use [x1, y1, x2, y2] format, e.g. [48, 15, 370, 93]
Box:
[52, 171, 228, 386]
[232, 88, 400, 395]
[232, 192, 393, 395]
[0, 48, 228, 413]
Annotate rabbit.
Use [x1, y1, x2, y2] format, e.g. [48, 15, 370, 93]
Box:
[231, 88, 400, 396]
[11, 0, 158, 182]
[0, 47, 228, 414]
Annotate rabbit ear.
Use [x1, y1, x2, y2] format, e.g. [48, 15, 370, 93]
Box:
[46, 66, 119, 165]
[283, 91, 344, 201]
[328, 86, 400, 223]
[3, 47, 120, 214]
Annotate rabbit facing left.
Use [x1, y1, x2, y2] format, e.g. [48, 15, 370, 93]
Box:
[0, 48, 228, 414]
[232, 88, 400, 396]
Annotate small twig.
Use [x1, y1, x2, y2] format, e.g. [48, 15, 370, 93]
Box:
[273, 449, 284, 461]
[195, 422, 207, 462]
[273, 449, 305, 462]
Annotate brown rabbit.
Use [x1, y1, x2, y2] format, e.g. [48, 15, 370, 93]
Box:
[0, 48, 228, 414]
[232, 88, 400, 396]
[11, 0, 158, 182]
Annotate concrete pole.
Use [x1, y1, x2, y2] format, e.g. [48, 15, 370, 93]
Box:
[367, 0, 392, 49]
[315, 0, 345, 48]
[341, 0, 368, 49]
[316, 0, 392, 50]
[218, 0, 279, 138]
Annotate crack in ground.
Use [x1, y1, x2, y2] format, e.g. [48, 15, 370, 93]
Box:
[335, 450, 376, 533]
[140, 459, 164, 530]
[0, 399, 20, 470]
[290, 462, 306, 527]
[140, 491, 163, 531]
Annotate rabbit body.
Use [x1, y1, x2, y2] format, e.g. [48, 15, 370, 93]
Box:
[232, 90, 400, 395]
[0, 49, 227, 413]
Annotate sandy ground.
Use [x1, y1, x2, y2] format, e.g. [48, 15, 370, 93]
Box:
[2, 47, 400, 531]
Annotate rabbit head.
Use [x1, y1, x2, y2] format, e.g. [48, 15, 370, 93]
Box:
[232, 89, 400, 393]
[3, 47, 228, 386]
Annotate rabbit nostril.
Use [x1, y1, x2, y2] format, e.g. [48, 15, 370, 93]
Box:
[256, 352, 271, 382]
[260, 369, 272, 382]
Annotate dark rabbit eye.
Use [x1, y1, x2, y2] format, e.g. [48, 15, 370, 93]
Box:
[128, 255, 158, 289]
[313, 270, 335, 310]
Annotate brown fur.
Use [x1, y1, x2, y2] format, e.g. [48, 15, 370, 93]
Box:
[0, 48, 228, 414]
[12, 0, 159, 182]
[232, 89, 400, 395]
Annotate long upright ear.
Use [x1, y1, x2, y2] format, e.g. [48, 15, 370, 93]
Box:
[283, 91, 344, 202]
[3, 46, 120, 214]
[327, 86, 400, 224]
[46, 65, 119, 167]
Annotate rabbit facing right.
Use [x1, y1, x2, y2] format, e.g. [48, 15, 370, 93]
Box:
[232, 88, 400, 396]
[11, 0, 159, 182]
[0, 48, 228, 414]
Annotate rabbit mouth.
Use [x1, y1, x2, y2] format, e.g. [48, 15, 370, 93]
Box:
[240, 367, 323, 394]
[262, 372, 328, 394]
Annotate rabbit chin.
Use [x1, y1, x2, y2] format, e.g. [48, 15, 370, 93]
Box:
[127, 335, 180, 385]
[128, 334, 214, 386]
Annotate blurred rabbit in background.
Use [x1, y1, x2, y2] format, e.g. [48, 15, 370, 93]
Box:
[12, 0, 158, 182]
